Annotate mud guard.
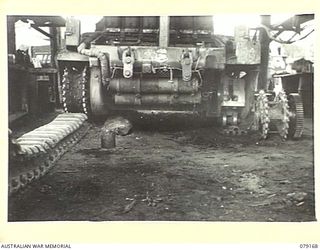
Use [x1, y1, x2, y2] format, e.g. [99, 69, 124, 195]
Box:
[89, 66, 109, 115]
[57, 51, 89, 62]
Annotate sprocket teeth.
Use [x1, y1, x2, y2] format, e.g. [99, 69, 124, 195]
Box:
[254, 90, 270, 140]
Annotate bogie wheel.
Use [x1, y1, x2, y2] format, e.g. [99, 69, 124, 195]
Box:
[288, 93, 304, 138]
[61, 63, 90, 115]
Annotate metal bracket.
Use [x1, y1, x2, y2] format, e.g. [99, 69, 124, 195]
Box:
[134, 94, 142, 105]
[181, 51, 193, 82]
[221, 110, 240, 126]
[89, 57, 99, 67]
[122, 48, 134, 78]
[142, 59, 152, 73]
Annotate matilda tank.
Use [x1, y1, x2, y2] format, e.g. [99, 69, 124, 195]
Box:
[57, 16, 303, 137]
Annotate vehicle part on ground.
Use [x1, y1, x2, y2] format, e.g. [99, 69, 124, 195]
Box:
[57, 16, 261, 131]
[9, 113, 90, 195]
[253, 90, 304, 139]
[100, 116, 132, 149]
[103, 116, 133, 136]
[101, 130, 115, 149]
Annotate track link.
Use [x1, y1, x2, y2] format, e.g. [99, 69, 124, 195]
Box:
[253, 90, 270, 139]
[62, 66, 90, 115]
[9, 113, 90, 195]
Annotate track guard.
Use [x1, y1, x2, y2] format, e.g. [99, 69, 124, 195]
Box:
[89, 65, 109, 116]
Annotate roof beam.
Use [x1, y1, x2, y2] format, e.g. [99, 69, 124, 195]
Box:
[30, 24, 53, 39]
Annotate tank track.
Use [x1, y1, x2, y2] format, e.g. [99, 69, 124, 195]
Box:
[9, 113, 90, 195]
[253, 90, 270, 139]
[275, 91, 290, 140]
[61, 66, 90, 115]
[288, 93, 304, 138]
[253, 90, 304, 140]
[223, 126, 248, 135]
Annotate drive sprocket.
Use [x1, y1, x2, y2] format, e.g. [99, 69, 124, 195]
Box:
[254, 90, 270, 139]
[273, 91, 290, 140]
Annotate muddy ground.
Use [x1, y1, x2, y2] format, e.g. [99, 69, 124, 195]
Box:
[8, 111, 315, 221]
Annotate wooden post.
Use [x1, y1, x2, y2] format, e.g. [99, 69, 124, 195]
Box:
[49, 26, 61, 106]
[159, 16, 169, 48]
[258, 15, 271, 90]
[49, 27, 61, 67]
[7, 16, 16, 54]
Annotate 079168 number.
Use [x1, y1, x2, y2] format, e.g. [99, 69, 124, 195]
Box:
[300, 244, 318, 248]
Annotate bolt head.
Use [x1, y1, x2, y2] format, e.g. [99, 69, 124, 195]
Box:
[184, 58, 191, 65]
[125, 57, 132, 64]
[124, 70, 131, 77]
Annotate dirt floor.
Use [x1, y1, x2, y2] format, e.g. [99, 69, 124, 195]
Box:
[8, 111, 315, 221]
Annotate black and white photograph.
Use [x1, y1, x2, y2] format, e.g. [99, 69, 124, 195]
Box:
[7, 14, 315, 222]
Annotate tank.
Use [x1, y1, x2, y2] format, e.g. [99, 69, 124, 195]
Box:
[57, 16, 262, 130]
